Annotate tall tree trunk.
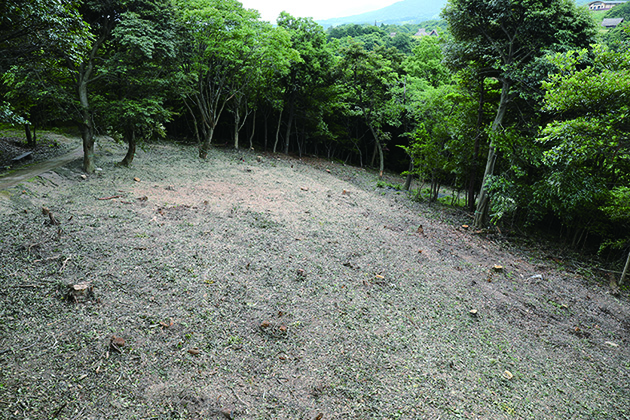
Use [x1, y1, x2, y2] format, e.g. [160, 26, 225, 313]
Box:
[233, 109, 240, 150]
[370, 141, 377, 168]
[249, 109, 256, 150]
[120, 130, 136, 167]
[473, 79, 511, 228]
[273, 108, 283, 153]
[468, 83, 485, 211]
[378, 142, 384, 179]
[184, 99, 201, 145]
[78, 74, 96, 173]
[73, 26, 111, 174]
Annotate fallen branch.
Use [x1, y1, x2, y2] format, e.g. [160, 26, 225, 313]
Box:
[34, 255, 63, 263]
[59, 256, 71, 273]
[593, 267, 623, 275]
[227, 385, 247, 407]
[98, 195, 122, 201]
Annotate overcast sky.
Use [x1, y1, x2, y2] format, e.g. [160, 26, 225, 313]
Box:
[239, 0, 400, 22]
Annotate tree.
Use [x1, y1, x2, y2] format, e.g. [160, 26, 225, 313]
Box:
[536, 45, 630, 249]
[0, 0, 89, 140]
[98, 0, 180, 166]
[276, 13, 335, 155]
[177, 0, 260, 159]
[2, 59, 66, 147]
[0, 0, 88, 70]
[225, 22, 295, 150]
[62, 0, 129, 173]
[442, 0, 596, 228]
[403, 37, 450, 88]
[338, 42, 402, 178]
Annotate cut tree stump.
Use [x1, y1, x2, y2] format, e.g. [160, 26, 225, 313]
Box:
[68, 282, 93, 303]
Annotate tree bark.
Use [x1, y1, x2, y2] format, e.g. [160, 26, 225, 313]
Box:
[273, 108, 283, 153]
[468, 83, 485, 211]
[473, 79, 511, 228]
[24, 124, 35, 148]
[120, 130, 136, 167]
[183, 99, 201, 145]
[249, 108, 256, 150]
[370, 141, 377, 168]
[73, 25, 111, 174]
[263, 111, 268, 151]
[199, 127, 215, 159]
[233, 110, 240, 150]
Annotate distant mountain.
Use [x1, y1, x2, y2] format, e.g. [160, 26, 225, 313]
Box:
[316, 0, 596, 28]
[317, 0, 448, 27]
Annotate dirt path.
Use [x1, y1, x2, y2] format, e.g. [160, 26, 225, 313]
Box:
[0, 146, 82, 190]
[0, 137, 628, 420]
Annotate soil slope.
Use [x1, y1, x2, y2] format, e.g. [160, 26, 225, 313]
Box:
[0, 137, 628, 420]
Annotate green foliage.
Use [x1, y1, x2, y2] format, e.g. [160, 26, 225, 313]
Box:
[535, 44, 630, 245]
[95, 0, 181, 156]
[442, 0, 598, 228]
[177, 0, 264, 149]
[403, 84, 476, 201]
[403, 36, 451, 87]
[0, 102, 27, 125]
[0, 0, 90, 127]
[276, 13, 338, 152]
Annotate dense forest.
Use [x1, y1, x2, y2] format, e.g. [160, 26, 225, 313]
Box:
[1, 0, 629, 274]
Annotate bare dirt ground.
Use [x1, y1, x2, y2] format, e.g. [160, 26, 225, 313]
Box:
[0, 135, 629, 420]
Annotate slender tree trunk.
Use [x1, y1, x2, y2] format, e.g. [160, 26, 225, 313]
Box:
[468, 83, 485, 211]
[233, 110, 240, 150]
[120, 130, 136, 167]
[473, 79, 511, 228]
[78, 76, 96, 173]
[378, 142, 384, 179]
[367, 124, 384, 178]
[249, 109, 256, 150]
[370, 141, 377, 168]
[619, 248, 630, 286]
[73, 27, 110, 174]
[24, 124, 35, 148]
[184, 99, 201, 144]
[273, 108, 283, 153]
